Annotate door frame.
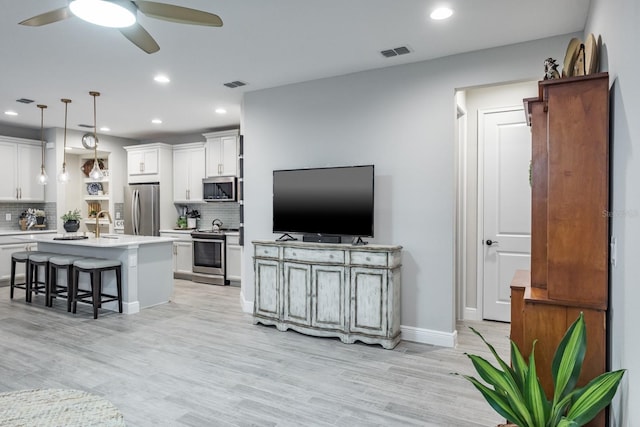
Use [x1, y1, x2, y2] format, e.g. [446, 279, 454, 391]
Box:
[474, 105, 526, 322]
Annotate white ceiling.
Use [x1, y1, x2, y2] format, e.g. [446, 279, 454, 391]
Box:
[0, 0, 589, 141]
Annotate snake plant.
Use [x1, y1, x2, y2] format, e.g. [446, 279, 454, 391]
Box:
[461, 313, 625, 427]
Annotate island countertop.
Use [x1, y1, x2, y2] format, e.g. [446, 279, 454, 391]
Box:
[12, 233, 174, 248]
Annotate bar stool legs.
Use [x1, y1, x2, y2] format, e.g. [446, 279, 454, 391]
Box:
[72, 259, 123, 319]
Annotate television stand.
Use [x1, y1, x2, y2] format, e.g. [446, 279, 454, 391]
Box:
[276, 233, 297, 241]
[252, 239, 403, 349]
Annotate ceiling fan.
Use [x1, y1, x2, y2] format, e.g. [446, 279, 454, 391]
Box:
[19, 0, 223, 54]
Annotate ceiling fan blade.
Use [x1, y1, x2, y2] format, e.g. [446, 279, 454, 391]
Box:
[19, 7, 72, 26]
[133, 1, 223, 26]
[119, 23, 160, 54]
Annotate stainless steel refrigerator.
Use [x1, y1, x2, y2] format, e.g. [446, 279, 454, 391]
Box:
[124, 183, 160, 236]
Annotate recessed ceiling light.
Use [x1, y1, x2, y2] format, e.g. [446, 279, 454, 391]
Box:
[4, 111, 18, 116]
[154, 75, 170, 83]
[430, 7, 453, 20]
[151, 118, 162, 124]
[215, 108, 227, 114]
[100, 126, 110, 132]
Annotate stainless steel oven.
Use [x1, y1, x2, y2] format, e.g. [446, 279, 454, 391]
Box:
[191, 230, 226, 285]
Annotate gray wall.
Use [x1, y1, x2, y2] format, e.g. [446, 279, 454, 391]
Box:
[586, 0, 640, 424]
[242, 34, 570, 338]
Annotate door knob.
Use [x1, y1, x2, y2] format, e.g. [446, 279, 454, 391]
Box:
[485, 239, 499, 246]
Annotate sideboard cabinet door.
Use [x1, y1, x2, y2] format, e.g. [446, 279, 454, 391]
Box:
[254, 259, 280, 320]
[311, 265, 346, 331]
[282, 262, 312, 326]
[349, 267, 388, 337]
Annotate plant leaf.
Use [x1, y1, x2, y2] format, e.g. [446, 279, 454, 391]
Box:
[552, 313, 587, 403]
[466, 355, 534, 426]
[463, 375, 528, 427]
[511, 339, 529, 390]
[565, 369, 625, 425]
[523, 341, 550, 427]
[557, 418, 579, 427]
[469, 326, 519, 386]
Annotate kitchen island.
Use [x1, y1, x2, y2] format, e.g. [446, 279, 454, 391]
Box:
[13, 234, 174, 314]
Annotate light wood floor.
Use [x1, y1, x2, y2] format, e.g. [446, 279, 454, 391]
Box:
[0, 280, 510, 426]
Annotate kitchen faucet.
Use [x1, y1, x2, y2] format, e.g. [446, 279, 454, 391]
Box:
[95, 210, 113, 238]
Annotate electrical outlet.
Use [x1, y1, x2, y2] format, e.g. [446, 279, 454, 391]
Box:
[5, 213, 10, 221]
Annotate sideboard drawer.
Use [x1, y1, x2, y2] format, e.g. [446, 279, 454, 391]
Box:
[284, 247, 345, 264]
[255, 245, 279, 258]
[350, 251, 388, 267]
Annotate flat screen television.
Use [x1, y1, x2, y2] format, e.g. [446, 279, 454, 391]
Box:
[273, 165, 374, 238]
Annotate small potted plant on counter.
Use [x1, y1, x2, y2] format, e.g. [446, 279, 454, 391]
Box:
[61, 209, 82, 232]
[35, 209, 46, 225]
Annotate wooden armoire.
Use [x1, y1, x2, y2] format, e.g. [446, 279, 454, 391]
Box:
[510, 73, 609, 426]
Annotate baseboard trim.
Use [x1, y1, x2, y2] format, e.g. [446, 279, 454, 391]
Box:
[400, 325, 457, 348]
[240, 292, 252, 313]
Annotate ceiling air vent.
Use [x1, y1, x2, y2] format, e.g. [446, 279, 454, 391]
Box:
[16, 98, 34, 104]
[380, 46, 411, 58]
[224, 80, 247, 88]
[78, 124, 94, 128]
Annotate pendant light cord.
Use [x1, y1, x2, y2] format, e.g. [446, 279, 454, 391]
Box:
[37, 104, 47, 170]
[90, 91, 100, 162]
[62, 99, 71, 168]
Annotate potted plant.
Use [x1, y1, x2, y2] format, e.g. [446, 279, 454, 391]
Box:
[460, 313, 625, 427]
[35, 209, 46, 225]
[61, 209, 82, 232]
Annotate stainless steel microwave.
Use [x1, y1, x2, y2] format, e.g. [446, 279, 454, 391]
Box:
[203, 176, 237, 202]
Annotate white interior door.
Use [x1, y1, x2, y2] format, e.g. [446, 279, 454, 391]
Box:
[480, 107, 531, 322]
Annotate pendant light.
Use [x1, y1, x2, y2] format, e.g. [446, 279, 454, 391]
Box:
[88, 91, 103, 181]
[58, 98, 72, 183]
[37, 104, 48, 185]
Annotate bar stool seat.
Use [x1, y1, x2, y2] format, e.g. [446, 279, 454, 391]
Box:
[72, 258, 123, 319]
[10, 251, 32, 301]
[27, 252, 59, 305]
[48, 255, 86, 312]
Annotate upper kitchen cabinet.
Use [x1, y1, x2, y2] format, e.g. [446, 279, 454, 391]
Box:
[0, 137, 45, 202]
[124, 143, 172, 184]
[173, 143, 206, 203]
[204, 130, 239, 177]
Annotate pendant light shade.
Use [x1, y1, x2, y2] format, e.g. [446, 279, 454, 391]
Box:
[88, 91, 104, 181]
[58, 98, 72, 183]
[37, 104, 48, 185]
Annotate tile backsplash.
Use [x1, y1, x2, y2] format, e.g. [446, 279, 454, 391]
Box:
[178, 202, 241, 230]
[0, 202, 56, 231]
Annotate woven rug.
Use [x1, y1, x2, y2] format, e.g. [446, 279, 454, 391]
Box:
[0, 389, 125, 427]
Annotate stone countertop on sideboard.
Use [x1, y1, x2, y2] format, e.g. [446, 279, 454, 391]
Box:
[12, 233, 174, 248]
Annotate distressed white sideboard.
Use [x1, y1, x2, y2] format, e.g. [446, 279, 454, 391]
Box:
[252, 240, 402, 349]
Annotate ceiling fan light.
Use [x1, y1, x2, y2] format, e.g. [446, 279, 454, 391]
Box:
[69, 0, 136, 28]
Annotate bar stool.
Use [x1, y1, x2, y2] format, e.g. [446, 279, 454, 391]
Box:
[48, 255, 86, 312]
[10, 251, 31, 301]
[72, 258, 123, 319]
[27, 252, 58, 305]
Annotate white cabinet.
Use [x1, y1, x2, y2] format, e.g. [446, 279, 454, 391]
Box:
[225, 232, 242, 283]
[173, 143, 205, 203]
[0, 137, 45, 201]
[160, 231, 193, 279]
[124, 143, 172, 184]
[253, 240, 402, 349]
[203, 130, 239, 177]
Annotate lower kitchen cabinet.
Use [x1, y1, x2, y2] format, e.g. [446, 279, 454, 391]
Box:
[225, 232, 242, 283]
[160, 231, 193, 279]
[253, 240, 402, 349]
